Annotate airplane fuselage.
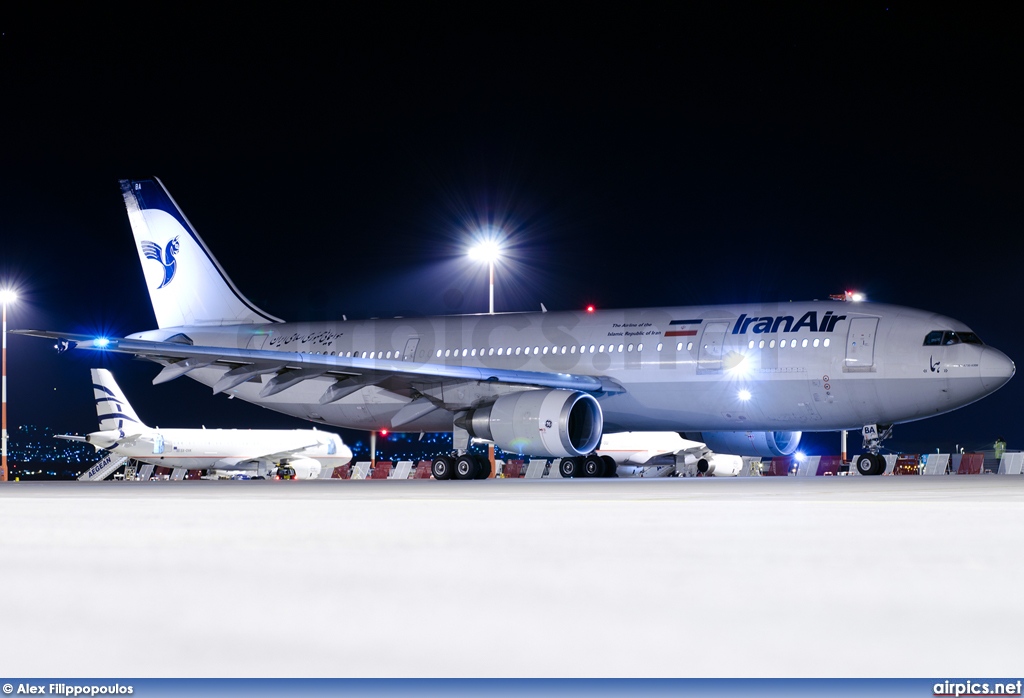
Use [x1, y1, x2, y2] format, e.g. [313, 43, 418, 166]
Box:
[129, 300, 1014, 435]
[90, 428, 350, 471]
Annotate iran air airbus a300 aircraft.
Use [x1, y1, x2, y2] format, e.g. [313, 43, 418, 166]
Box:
[19, 179, 1015, 478]
[60, 369, 352, 479]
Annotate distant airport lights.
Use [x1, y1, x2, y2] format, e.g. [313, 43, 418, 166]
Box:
[1, 288, 16, 482]
[468, 238, 503, 315]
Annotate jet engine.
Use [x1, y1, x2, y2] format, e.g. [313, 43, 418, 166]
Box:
[681, 431, 801, 458]
[696, 453, 744, 476]
[458, 389, 603, 458]
[282, 458, 322, 480]
[84, 430, 126, 449]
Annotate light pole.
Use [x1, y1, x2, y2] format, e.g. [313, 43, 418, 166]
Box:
[468, 239, 502, 315]
[1, 289, 16, 482]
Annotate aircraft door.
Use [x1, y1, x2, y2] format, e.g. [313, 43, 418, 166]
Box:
[246, 333, 270, 350]
[153, 433, 165, 455]
[403, 338, 420, 362]
[845, 317, 879, 371]
[697, 322, 729, 373]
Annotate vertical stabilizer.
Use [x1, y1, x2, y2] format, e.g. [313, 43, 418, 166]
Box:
[92, 369, 148, 432]
[121, 178, 283, 328]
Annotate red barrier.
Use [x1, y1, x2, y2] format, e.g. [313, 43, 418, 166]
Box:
[765, 457, 794, 476]
[957, 453, 984, 475]
[332, 465, 351, 479]
[816, 456, 841, 476]
[412, 461, 433, 479]
[894, 455, 920, 475]
[502, 460, 525, 478]
[369, 461, 393, 479]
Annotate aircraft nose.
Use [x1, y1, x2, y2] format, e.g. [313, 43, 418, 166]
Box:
[980, 347, 1015, 391]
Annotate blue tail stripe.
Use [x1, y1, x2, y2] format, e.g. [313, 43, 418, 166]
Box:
[99, 414, 140, 424]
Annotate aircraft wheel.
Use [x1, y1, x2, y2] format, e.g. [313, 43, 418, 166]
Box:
[559, 457, 581, 478]
[872, 453, 887, 475]
[855, 453, 881, 476]
[600, 455, 618, 477]
[432, 455, 454, 480]
[454, 455, 478, 480]
[473, 454, 491, 479]
[582, 454, 605, 477]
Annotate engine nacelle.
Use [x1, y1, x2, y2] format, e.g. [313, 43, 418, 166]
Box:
[695, 453, 744, 476]
[85, 430, 125, 449]
[681, 431, 801, 458]
[282, 458, 322, 480]
[459, 389, 603, 458]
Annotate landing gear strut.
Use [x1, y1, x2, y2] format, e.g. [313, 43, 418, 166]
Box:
[856, 423, 894, 476]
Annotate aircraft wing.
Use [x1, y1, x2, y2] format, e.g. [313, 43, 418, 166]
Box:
[13, 331, 621, 400]
[54, 434, 88, 442]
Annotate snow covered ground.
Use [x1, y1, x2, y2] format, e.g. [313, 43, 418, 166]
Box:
[1, 477, 1021, 677]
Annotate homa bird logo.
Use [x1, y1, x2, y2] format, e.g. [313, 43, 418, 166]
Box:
[140, 237, 181, 289]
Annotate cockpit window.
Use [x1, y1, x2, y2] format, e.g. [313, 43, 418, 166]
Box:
[924, 330, 984, 346]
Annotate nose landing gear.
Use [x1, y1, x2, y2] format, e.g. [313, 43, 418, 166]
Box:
[856, 423, 894, 475]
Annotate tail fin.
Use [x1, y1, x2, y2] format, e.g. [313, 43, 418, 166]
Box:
[91, 369, 148, 432]
[121, 178, 283, 328]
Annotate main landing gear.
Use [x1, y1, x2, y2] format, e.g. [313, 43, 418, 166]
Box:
[558, 454, 618, 478]
[855, 423, 894, 476]
[431, 453, 491, 480]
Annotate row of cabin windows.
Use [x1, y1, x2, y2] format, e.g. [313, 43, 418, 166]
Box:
[294, 338, 832, 360]
[746, 338, 831, 349]
[436, 343, 648, 358]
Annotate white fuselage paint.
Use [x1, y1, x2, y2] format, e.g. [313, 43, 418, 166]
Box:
[129, 300, 1014, 435]
[89, 428, 351, 473]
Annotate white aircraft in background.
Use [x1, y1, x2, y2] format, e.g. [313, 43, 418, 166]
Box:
[19, 178, 1015, 478]
[597, 431, 745, 477]
[58, 369, 352, 479]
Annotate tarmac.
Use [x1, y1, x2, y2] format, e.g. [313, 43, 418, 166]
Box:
[1, 477, 1022, 677]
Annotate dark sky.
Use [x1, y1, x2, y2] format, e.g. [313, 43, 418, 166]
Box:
[1, 5, 1021, 455]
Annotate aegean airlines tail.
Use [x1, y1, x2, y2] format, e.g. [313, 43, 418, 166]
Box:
[92, 368, 147, 432]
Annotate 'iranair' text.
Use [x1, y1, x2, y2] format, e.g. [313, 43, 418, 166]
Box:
[732, 311, 847, 335]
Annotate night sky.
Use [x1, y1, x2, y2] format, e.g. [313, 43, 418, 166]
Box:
[2, 6, 1021, 456]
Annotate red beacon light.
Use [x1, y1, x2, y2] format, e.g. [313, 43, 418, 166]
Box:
[585, 305, 596, 313]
